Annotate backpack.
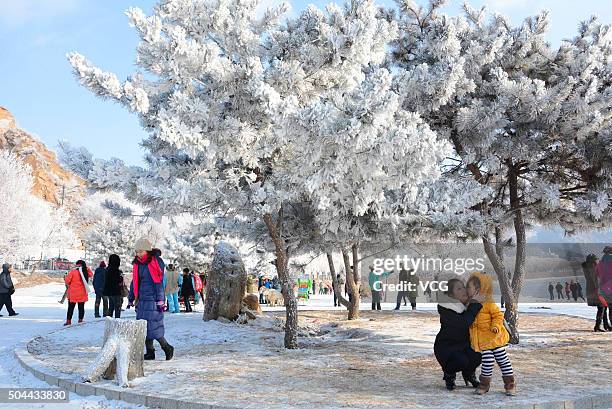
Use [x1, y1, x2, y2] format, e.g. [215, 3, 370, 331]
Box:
[0, 273, 11, 289]
[194, 274, 203, 292]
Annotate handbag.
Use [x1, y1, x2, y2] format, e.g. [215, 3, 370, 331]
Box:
[0, 273, 10, 290]
[121, 283, 129, 298]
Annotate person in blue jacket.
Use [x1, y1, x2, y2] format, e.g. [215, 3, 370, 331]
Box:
[93, 261, 107, 318]
[128, 239, 174, 361]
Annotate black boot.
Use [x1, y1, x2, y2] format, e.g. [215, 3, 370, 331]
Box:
[158, 337, 174, 361]
[603, 309, 611, 331]
[443, 372, 456, 390]
[144, 339, 155, 360]
[462, 371, 479, 388]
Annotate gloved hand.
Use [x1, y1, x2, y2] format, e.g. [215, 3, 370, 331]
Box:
[156, 301, 165, 313]
[127, 301, 134, 309]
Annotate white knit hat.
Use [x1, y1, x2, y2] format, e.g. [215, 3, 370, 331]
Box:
[134, 238, 152, 252]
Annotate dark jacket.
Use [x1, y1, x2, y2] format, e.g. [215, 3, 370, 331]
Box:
[103, 254, 124, 297]
[129, 256, 166, 340]
[434, 302, 482, 371]
[181, 273, 195, 297]
[0, 266, 14, 294]
[93, 266, 106, 294]
[398, 269, 409, 286]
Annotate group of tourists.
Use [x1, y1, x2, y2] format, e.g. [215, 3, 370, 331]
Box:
[168, 266, 205, 313]
[61, 255, 127, 324]
[547, 280, 586, 301]
[58, 238, 176, 361]
[367, 265, 419, 311]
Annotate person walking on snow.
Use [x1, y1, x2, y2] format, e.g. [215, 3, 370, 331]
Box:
[198, 272, 206, 303]
[467, 272, 516, 396]
[164, 264, 180, 313]
[193, 272, 203, 305]
[394, 266, 412, 310]
[407, 270, 420, 310]
[582, 255, 609, 332]
[369, 265, 393, 310]
[64, 260, 93, 325]
[93, 261, 107, 318]
[596, 246, 612, 330]
[555, 282, 563, 299]
[180, 268, 195, 312]
[570, 280, 578, 302]
[0, 264, 18, 317]
[127, 238, 174, 361]
[576, 281, 586, 302]
[548, 282, 554, 300]
[103, 254, 124, 318]
[564, 281, 571, 300]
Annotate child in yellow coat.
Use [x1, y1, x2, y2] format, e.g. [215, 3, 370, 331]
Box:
[466, 272, 516, 396]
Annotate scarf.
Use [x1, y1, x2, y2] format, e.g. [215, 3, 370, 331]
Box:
[132, 253, 163, 300]
[78, 267, 91, 293]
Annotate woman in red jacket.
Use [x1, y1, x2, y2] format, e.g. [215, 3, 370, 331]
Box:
[64, 260, 93, 326]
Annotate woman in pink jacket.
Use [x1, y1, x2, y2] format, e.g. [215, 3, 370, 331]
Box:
[64, 260, 93, 326]
[596, 246, 612, 329]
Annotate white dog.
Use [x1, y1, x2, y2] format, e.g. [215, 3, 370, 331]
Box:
[260, 287, 284, 307]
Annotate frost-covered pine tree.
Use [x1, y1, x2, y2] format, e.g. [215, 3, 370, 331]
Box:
[72, 191, 168, 267]
[390, 0, 612, 340]
[65, 0, 445, 347]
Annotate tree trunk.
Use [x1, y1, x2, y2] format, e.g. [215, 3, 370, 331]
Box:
[342, 247, 359, 320]
[83, 318, 147, 387]
[263, 212, 298, 349]
[506, 166, 527, 343]
[327, 253, 349, 308]
[481, 167, 526, 344]
[351, 243, 361, 316]
[204, 241, 247, 321]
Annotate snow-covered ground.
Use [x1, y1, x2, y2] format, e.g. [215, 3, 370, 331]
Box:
[1, 284, 608, 409]
[0, 283, 165, 408]
[264, 292, 600, 321]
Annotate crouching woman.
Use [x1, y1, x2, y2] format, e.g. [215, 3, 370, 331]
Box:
[434, 278, 483, 390]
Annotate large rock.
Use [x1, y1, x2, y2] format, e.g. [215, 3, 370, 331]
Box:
[204, 241, 247, 321]
[242, 293, 262, 314]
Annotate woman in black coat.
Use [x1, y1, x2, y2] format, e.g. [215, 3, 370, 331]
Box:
[181, 268, 195, 312]
[103, 254, 124, 318]
[434, 278, 483, 390]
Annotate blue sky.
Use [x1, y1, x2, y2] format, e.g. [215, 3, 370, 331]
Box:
[1, 0, 610, 164]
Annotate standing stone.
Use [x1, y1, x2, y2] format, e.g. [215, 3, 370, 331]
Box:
[204, 241, 247, 321]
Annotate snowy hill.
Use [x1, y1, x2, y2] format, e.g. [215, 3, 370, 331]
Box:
[0, 106, 84, 207]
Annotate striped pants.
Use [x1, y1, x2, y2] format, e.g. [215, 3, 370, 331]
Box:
[480, 346, 513, 377]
